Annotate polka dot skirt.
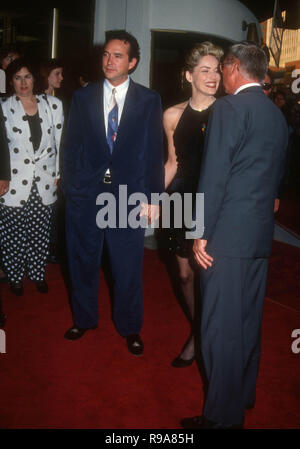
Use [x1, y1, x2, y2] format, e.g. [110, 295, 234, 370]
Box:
[0, 180, 52, 282]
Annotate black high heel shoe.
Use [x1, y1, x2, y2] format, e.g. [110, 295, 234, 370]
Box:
[10, 281, 24, 296]
[35, 280, 48, 294]
[171, 355, 195, 368]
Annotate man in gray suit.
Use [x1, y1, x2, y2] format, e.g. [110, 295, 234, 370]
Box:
[181, 42, 288, 429]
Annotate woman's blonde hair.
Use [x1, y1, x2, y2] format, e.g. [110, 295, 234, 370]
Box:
[185, 41, 224, 72]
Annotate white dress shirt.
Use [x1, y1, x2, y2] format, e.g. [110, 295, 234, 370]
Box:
[234, 83, 261, 95]
[103, 77, 130, 135]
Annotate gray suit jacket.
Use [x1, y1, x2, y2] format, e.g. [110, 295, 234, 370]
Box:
[197, 86, 288, 258]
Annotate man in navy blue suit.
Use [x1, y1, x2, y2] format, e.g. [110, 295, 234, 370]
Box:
[62, 30, 164, 355]
[181, 42, 288, 428]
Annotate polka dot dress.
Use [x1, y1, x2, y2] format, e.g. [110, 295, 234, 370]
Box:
[0, 180, 52, 282]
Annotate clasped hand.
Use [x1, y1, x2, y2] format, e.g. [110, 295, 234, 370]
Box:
[140, 202, 160, 225]
[193, 238, 214, 270]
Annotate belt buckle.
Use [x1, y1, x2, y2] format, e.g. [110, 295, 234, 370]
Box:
[103, 170, 111, 184]
[103, 176, 111, 184]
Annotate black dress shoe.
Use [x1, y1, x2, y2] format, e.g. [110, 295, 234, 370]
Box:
[181, 415, 204, 429]
[181, 415, 243, 429]
[245, 402, 255, 410]
[10, 281, 24, 296]
[0, 275, 8, 284]
[0, 268, 8, 283]
[64, 325, 97, 341]
[126, 334, 144, 356]
[171, 355, 195, 368]
[35, 280, 48, 294]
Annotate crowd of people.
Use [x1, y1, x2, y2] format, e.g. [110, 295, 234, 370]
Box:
[0, 49, 66, 97]
[0, 31, 295, 428]
[262, 70, 300, 194]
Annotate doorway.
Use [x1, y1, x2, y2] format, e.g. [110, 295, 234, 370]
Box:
[150, 29, 232, 109]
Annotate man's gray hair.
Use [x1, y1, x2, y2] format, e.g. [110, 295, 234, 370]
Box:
[229, 41, 268, 83]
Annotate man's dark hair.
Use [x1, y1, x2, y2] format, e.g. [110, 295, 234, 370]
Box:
[105, 30, 140, 72]
[228, 41, 268, 83]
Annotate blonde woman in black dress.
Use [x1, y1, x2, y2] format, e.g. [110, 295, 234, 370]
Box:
[164, 42, 223, 367]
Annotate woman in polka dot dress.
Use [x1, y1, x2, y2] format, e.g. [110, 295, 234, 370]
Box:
[0, 58, 64, 296]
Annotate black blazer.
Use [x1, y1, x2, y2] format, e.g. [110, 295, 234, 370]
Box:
[197, 86, 288, 258]
[62, 80, 165, 202]
[0, 103, 10, 180]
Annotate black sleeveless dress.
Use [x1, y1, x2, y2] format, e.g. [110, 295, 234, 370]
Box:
[167, 102, 212, 258]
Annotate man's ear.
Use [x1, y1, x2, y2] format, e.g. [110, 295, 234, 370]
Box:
[229, 63, 236, 75]
[129, 57, 138, 71]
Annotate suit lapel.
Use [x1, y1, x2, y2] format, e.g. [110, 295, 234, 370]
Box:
[10, 95, 35, 160]
[113, 80, 140, 158]
[36, 95, 52, 156]
[86, 80, 142, 157]
[89, 82, 110, 155]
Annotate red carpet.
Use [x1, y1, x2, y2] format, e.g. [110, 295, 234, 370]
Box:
[276, 189, 300, 237]
[267, 241, 300, 311]
[0, 242, 300, 429]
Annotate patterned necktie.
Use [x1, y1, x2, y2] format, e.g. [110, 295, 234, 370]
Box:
[107, 88, 118, 153]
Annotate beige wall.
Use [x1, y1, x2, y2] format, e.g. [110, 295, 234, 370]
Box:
[94, 0, 259, 87]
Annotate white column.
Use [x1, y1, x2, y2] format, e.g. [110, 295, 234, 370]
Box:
[125, 0, 151, 87]
[94, 0, 128, 44]
[93, 0, 107, 44]
[93, 0, 151, 87]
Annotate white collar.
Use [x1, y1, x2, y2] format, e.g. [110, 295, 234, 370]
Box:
[104, 77, 130, 95]
[234, 83, 261, 95]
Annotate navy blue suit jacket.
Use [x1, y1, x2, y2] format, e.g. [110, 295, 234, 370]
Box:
[62, 80, 164, 203]
[197, 86, 288, 258]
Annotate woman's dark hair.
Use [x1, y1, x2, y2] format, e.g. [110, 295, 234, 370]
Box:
[0, 48, 21, 69]
[6, 58, 37, 95]
[105, 29, 140, 72]
[39, 58, 64, 92]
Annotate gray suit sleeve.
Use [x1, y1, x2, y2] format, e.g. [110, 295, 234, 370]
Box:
[196, 99, 242, 241]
